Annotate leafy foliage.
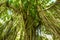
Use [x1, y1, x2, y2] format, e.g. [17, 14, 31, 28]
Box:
[0, 0, 60, 40]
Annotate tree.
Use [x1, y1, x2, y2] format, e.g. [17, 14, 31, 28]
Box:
[0, 0, 60, 40]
